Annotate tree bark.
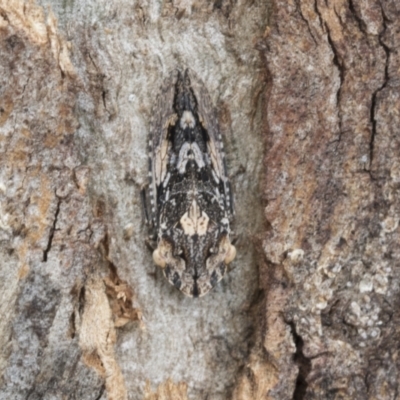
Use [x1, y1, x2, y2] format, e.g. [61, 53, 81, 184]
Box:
[248, 0, 400, 399]
[1, 0, 399, 399]
[0, 0, 266, 399]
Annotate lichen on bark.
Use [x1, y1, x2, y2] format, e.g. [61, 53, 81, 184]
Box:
[2, 0, 400, 398]
[0, 0, 267, 399]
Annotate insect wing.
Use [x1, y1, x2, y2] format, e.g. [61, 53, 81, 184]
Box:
[148, 71, 177, 225]
[148, 69, 236, 297]
[189, 72, 233, 216]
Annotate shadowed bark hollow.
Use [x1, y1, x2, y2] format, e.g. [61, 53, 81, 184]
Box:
[0, 0, 399, 399]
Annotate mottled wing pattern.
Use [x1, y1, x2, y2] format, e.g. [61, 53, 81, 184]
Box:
[148, 71, 177, 225]
[189, 72, 234, 216]
[149, 69, 236, 297]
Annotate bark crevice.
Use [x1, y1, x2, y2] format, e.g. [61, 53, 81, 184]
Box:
[289, 322, 311, 400]
[368, 15, 390, 171]
[324, 21, 344, 141]
[295, 0, 317, 46]
[42, 198, 61, 262]
[348, 0, 367, 35]
[95, 385, 106, 400]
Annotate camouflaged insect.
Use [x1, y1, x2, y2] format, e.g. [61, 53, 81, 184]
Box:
[147, 69, 236, 297]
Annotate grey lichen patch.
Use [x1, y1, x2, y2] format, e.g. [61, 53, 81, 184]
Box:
[48, 0, 270, 398]
[0, 273, 60, 397]
[1, 0, 269, 397]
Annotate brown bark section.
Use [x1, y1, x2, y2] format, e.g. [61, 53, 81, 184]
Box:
[0, 3, 133, 399]
[3, 0, 400, 398]
[143, 379, 188, 400]
[252, 0, 400, 398]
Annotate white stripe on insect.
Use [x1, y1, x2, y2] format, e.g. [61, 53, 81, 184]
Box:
[180, 111, 196, 129]
[163, 172, 171, 187]
[177, 142, 205, 173]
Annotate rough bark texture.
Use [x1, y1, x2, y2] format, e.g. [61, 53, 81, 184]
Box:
[0, 0, 266, 399]
[1, 0, 400, 399]
[256, 0, 400, 399]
